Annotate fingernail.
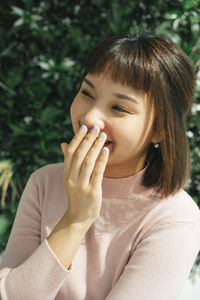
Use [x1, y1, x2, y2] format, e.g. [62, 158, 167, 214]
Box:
[102, 147, 109, 154]
[96, 120, 104, 127]
[80, 124, 87, 130]
[91, 126, 97, 132]
[99, 132, 106, 139]
[61, 142, 68, 151]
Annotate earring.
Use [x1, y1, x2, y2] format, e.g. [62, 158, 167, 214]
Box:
[154, 143, 159, 149]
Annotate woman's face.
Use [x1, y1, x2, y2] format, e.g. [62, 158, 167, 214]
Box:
[70, 73, 157, 178]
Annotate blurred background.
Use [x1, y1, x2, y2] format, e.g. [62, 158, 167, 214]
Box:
[0, 0, 200, 298]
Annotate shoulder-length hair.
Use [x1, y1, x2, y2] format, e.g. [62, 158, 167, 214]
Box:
[83, 32, 195, 198]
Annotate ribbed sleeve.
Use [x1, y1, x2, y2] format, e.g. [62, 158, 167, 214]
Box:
[0, 240, 70, 300]
[105, 222, 200, 300]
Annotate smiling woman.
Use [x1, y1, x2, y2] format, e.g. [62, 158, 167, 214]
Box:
[71, 73, 154, 178]
[83, 32, 195, 198]
[0, 32, 200, 300]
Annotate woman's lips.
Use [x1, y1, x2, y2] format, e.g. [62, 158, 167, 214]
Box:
[104, 141, 113, 151]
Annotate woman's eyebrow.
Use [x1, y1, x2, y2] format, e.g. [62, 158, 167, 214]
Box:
[113, 93, 140, 104]
[83, 78, 140, 104]
[83, 78, 95, 89]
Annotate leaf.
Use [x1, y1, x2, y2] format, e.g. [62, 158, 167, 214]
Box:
[14, 18, 24, 27]
[183, 0, 199, 10]
[0, 81, 16, 95]
[0, 215, 10, 238]
[6, 69, 23, 88]
[45, 131, 58, 140]
[40, 106, 61, 126]
[61, 58, 75, 69]
[164, 11, 178, 20]
[38, 62, 49, 70]
[11, 6, 24, 16]
[9, 124, 26, 136]
[0, 43, 17, 57]
[0, 172, 6, 186]
[32, 15, 43, 22]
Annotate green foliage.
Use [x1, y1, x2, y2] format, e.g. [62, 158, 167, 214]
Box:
[0, 0, 200, 270]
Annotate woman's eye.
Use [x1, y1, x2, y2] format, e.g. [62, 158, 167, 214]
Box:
[112, 105, 129, 113]
[81, 90, 94, 99]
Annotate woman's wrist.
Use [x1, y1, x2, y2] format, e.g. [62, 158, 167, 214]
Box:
[47, 212, 93, 269]
[62, 210, 96, 232]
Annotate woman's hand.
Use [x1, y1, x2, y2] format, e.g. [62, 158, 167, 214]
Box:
[61, 125, 109, 226]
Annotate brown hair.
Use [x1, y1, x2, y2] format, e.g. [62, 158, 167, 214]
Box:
[84, 32, 195, 198]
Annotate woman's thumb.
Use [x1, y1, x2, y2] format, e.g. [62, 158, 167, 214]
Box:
[60, 143, 68, 153]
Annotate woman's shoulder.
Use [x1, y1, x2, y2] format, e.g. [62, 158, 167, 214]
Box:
[169, 190, 200, 221]
[26, 163, 67, 212]
[147, 189, 200, 226]
[27, 163, 65, 191]
[31, 162, 64, 179]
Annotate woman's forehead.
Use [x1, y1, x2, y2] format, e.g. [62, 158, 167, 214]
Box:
[84, 72, 148, 99]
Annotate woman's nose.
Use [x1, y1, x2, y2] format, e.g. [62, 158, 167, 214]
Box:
[80, 110, 105, 130]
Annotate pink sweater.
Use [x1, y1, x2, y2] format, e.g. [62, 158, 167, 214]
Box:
[0, 163, 200, 300]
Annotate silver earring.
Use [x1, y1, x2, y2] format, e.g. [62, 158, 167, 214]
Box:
[154, 143, 159, 149]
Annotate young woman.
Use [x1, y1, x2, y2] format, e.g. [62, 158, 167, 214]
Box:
[0, 32, 200, 300]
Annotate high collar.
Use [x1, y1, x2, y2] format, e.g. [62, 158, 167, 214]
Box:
[102, 168, 147, 199]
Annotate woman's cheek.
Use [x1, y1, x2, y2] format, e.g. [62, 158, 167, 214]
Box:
[70, 96, 78, 116]
[70, 97, 82, 125]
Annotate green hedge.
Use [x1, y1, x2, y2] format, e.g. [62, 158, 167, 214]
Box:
[0, 0, 200, 269]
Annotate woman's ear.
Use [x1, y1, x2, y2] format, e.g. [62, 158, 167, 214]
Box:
[151, 136, 160, 144]
[151, 127, 162, 144]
